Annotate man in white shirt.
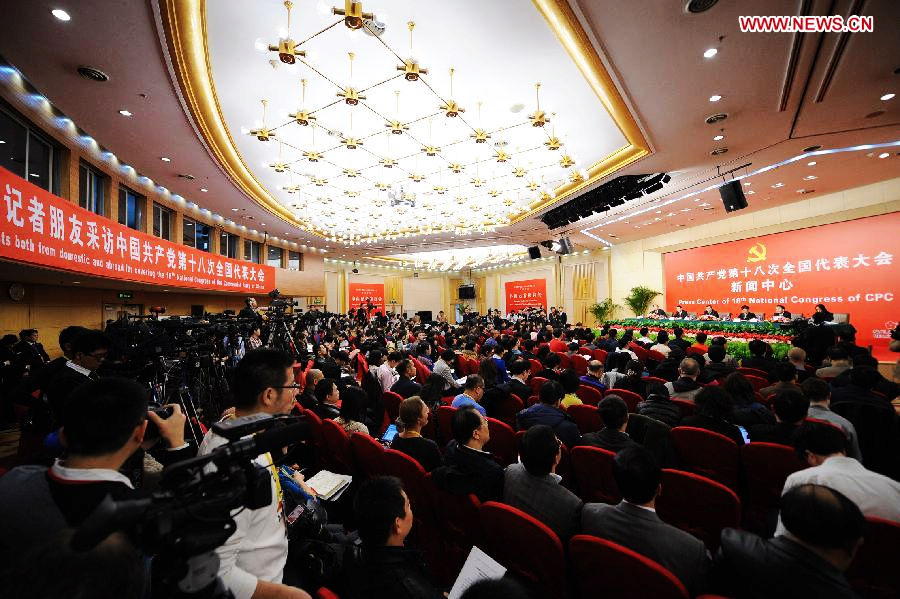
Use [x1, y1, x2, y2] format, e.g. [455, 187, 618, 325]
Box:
[377, 351, 402, 393]
[198, 349, 311, 599]
[636, 327, 653, 345]
[776, 422, 900, 535]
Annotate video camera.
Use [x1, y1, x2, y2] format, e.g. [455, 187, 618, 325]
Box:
[72, 413, 309, 598]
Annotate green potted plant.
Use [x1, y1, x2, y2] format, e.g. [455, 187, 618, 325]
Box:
[623, 286, 661, 317]
[588, 298, 620, 325]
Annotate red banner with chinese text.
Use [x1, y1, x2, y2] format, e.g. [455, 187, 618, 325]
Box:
[663, 213, 899, 358]
[0, 167, 274, 293]
[505, 278, 548, 311]
[348, 282, 385, 314]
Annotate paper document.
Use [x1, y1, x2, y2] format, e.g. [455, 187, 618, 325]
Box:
[448, 546, 507, 599]
[305, 470, 352, 500]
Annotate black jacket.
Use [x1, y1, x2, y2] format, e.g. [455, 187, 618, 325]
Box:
[637, 398, 681, 428]
[313, 402, 341, 421]
[391, 378, 422, 399]
[347, 546, 443, 599]
[501, 378, 532, 402]
[681, 415, 745, 446]
[580, 428, 639, 453]
[390, 435, 442, 472]
[433, 441, 504, 502]
[516, 403, 581, 448]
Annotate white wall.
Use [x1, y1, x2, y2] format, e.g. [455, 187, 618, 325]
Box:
[402, 277, 444, 316]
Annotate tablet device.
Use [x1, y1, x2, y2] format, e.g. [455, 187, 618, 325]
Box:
[380, 423, 399, 444]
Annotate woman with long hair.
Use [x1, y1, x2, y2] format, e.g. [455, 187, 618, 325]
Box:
[391, 396, 442, 472]
[724, 372, 774, 427]
[335, 386, 370, 435]
[419, 373, 447, 410]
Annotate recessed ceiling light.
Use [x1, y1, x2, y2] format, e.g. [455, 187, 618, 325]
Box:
[713, 134, 724, 141]
[703, 48, 718, 58]
[772, 182, 784, 188]
[743, 181, 751, 186]
[878, 152, 890, 159]
[160, 156, 171, 162]
[803, 175, 817, 180]
[51, 8, 71, 21]
[746, 190, 755, 195]
[200, 188, 208, 192]
[881, 93, 895, 101]
[118, 109, 133, 117]
[807, 161, 816, 166]
[0, 140, 5, 144]
[709, 94, 722, 102]
[231, 207, 239, 211]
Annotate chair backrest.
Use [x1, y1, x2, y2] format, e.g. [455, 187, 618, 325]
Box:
[605, 388, 643, 412]
[578, 346, 594, 357]
[845, 516, 900, 599]
[320, 419, 352, 474]
[382, 448, 429, 514]
[743, 375, 769, 393]
[315, 587, 341, 599]
[670, 398, 696, 418]
[644, 376, 668, 386]
[356, 352, 369, 383]
[570, 353, 589, 376]
[739, 442, 808, 536]
[569, 535, 690, 599]
[479, 501, 567, 599]
[349, 431, 384, 479]
[493, 393, 524, 427]
[591, 349, 608, 362]
[568, 404, 603, 434]
[436, 405, 458, 447]
[485, 417, 518, 466]
[575, 384, 604, 407]
[648, 349, 667, 362]
[570, 446, 620, 504]
[302, 408, 325, 451]
[528, 359, 542, 375]
[831, 401, 900, 480]
[529, 376, 549, 396]
[382, 390, 404, 422]
[555, 352, 572, 369]
[686, 346, 706, 357]
[411, 357, 431, 384]
[670, 427, 740, 492]
[737, 367, 768, 379]
[656, 469, 741, 551]
[832, 312, 849, 324]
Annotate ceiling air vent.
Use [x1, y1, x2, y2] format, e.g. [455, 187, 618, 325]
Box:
[177, 173, 196, 180]
[685, 0, 719, 13]
[802, 144, 823, 152]
[710, 147, 728, 155]
[77, 66, 109, 82]
[705, 113, 728, 125]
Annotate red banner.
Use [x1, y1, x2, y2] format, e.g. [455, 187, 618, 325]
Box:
[664, 213, 899, 359]
[348, 282, 385, 314]
[0, 167, 274, 293]
[505, 278, 548, 311]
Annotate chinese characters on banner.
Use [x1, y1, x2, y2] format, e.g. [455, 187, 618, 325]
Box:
[505, 278, 548, 311]
[663, 212, 899, 359]
[348, 282, 385, 314]
[0, 167, 275, 293]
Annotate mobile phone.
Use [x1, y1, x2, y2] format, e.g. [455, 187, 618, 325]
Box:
[380, 423, 399, 444]
[738, 425, 750, 445]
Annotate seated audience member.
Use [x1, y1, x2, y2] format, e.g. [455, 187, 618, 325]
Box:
[664, 357, 703, 402]
[348, 476, 443, 599]
[704, 336, 736, 367]
[724, 372, 774, 428]
[802, 377, 862, 461]
[534, 351, 562, 381]
[830, 364, 897, 408]
[690, 332, 709, 354]
[637, 382, 681, 428]
[43, 330, 109, 427]
[335, 386, 370, 435]
[636, 327, 654, 345]
[415, 343, 434, 370]
[504, 425, 583, 541]
[451, 374, 487, 416]
[391, 359, 423, 399]
[432, 349, 460, 392]
[741, 340, 777, 375]
[433, 407, 504, 502]
[701, 345, 735, 383]
[579, 360, 607, 392]
[297, 369, 323, 410]
[759, 362, 800, 398]
[582, 447, 709, 595]
[602, 352, 631, 388]
[500, 359, 532, 401]
[418, 373, 448, 411]
[610, 359, 647, 398]
[313, 377, 341, 420]
[391, 397, 442, 472]
[198, 348, 311, 599]
[776, 422, 900, 532]
[548, 328, 568, 353]
[491, 344, 511, 384]
[749, 389, 809, 445]
[649, 330, 672, 357]
[652, 348, 685, 382]
[377, 351, 402, 393]
[516, 380, 581, 448]
[581, 395, 639, 452]
[668, 327, 691, 353]
[787, 347, 811, 383]
[0, 377, 188, 562]
[713, 484, 864, 598]
[559, 368, 583, 409]
[815, 347, 852, 379]
[682, 386, 745, 446]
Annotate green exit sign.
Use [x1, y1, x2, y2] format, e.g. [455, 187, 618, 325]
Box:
[117, 292, 133, 300]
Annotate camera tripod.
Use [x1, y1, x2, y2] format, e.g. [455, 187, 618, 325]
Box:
[266, 316, 299, 358]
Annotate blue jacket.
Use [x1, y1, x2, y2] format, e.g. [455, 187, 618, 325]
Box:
[516, 403, 581, 448]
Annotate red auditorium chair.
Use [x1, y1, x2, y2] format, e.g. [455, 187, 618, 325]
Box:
[671, 427, 740, 492]
[349, 432, 384, 479]
[436, 405, 457, 446]
[845, 516, 900, 599]
[604, 388, 642, 412]
[686, 346, 706, 358]
[568, 404, 603, 434]
[656, 469, 741, 551]
[433, 489, 482, 583]
[569, 535, 689, 599]
[411, 357, 431, 384]
[737, 367, 768, 379]
[382, 390, 404, 422]
[743, 375, 769, 393]
[479, 502, 567, 599]
[578, 346, 594, 357]
[555, 352, 572, 369]
[355, 351, 368, 383]
[670, 398, 696, 418]
[320, 419, 352, 474]
[526, 394, 540, 407]
[575, 384, 603, 406]
[528, 358, 542, 375]
[644, 376, 668, 386]
[485, 418, 518, 466]
[591, 349, 608, 362]
[570, 353, 589, 375]
[381, 449, 435, 545]
[301, 409, 325, 465]
[493, 393, 523, 427]
[740, 442, 807, 535]
[529, 376, 549, 396]
[647, 349, 667, 363]
[570, 446, 620, 504]
[315, 588, 340, 599]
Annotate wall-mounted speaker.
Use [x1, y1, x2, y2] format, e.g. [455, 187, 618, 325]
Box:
[719, 181, 748, 213]
[528, 246, 541, 260]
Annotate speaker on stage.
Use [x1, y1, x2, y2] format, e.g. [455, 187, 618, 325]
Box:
[528, 246, 541, 260]
[719, 180, 748, 213]
[417, 310, 433, 322]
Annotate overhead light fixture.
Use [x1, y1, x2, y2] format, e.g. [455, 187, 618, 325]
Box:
[118, 109, 133, 117]
[160, 156, 171, 162]
[200, 188, 208, 192]
[772, 182, 784, 188]
[803, 175, 817, 180]
[703, 48, 718, 58]
[713, 134, 724, 141]
[878, 152, 890, 158]
[0, 140, 5, 144]
[743, 181, 751, 186]
[231, 207, 239, 211]
[881, 93, 895, 101]
[51, 8, 71, 21]
[807, 161, 816, 166]
[709, 94, 722, 102]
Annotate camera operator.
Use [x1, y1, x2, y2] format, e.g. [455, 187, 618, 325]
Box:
[0, 377, 188, 563]
[44, 330, 109, 429]
[240, 297, 268, 326]
[197, 348, 312, 599]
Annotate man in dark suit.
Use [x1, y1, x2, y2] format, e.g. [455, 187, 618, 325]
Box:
[433, 408, 504, 502]
[313, 377, 341, 420]
[43, 330, 109, 428]
[582, 447, 709, 596]
[580, 395, 639, 452]
[737, 305, 758, 320]
[516, 380, 581, 448]
[14, 329, 50, 374]
[671, 305, 689, 319]
[500, 360, 532, 401]
[749, 389, 808, 444]
[702, 305, 720, 319]
[504, 425, 583, 541]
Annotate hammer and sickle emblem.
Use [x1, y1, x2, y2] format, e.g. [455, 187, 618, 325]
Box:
[747, 243, 767, 263]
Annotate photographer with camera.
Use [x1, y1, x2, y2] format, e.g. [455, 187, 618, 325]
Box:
[197, 348, 312, 599]
[0, 377, 187, 563]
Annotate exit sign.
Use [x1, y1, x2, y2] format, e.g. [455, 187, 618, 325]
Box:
[117, 292, 133, 300]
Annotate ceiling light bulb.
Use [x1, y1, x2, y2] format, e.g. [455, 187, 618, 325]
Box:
[878, 152, 889, 158]
[743, 181, 751, 186]
[118, 109, 133, 117]
[231, 208, 239, 211]
[709, 95, 722, 102]
[703, 48, 718, 58]
[51, 8, 71, 21]
[200, 188, 208, 192]
[160, 156, 171, 162]
[713, 134, 724, 141]
[807, 161, 816, 166]
[880, 93, 895, 101]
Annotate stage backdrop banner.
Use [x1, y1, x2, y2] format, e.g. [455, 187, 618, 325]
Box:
[505, 278, 548, 311]
[348, 282, 385, 314]
[0, 167, 274, 293]
[663, 212, 899, 357]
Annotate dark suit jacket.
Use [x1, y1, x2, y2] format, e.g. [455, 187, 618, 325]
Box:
[579, 428, 639, 453]
[503, 463, 582, 541]
[433, 441, 504, 502]
[582, 501, 709, 595]
[391, 378, 423, 399]
[516, 403, 581, 448]
[501, 378, 532, 402]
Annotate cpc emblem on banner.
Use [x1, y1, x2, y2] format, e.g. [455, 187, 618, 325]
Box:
[746, 242, 767, 263]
